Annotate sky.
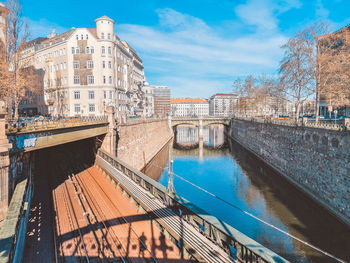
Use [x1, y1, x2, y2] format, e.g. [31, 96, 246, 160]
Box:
[19, 0, 350, 98]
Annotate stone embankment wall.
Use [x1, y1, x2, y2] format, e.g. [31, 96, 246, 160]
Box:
[116, 119, 173, 170]
[230, 118, 350, 226]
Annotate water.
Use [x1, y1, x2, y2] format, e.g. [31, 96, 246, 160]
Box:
[143, 126, 350, 263]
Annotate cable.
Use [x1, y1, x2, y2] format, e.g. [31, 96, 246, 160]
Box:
[145, 161, 346, 263]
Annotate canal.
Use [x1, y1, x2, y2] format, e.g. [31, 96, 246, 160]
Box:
[143, 125, 350, 263]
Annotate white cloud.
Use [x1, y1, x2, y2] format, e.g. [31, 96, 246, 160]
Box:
[27, 18, 69, 40]
[235, 0, 302, 31]
[117, 8, 288, 97]
[315, 0, 330, 19]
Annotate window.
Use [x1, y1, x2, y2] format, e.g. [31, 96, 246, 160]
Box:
[86, 47, 90, 54]
[73, 75, 80, 84]
[63, 62, 66, 69]
[81, 34, 83, 40]
[108, 46, 111, 54]
[74, 104, 80, 113]
[87, 60, 94, 69]
[74, 91, 80, 99]
[88, 90, 95, 99]
[103, 76, 106, 84]
[76, 47, 80, 54]
[109, 76, 112, 84]
[89, 104, 95, 112]
[104, 91, 107, 99]
[76, 35, 78, 40]
[101, 46, 105, 54]
[73, 61, 80, 69]
[108, 61, 112, 69]
[109, 90, 113, 99]
[102, 61, 105, 68]
[87, 75, 94, 84]
[86, 34, 88, 40]
[71, 47, 75, 54]
[91, 46, 94, 54]
[108, 33, 111, 40]
[101, 32, 105, 39]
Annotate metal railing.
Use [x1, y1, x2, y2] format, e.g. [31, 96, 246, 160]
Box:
[6, 116, 108, 134]
[233, 116, 349, 131]
[97, 149, 288, 263]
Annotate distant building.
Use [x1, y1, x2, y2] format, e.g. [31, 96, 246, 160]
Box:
[209, 93, 238, 116]
[171, 98, 209, 117]
[152, 86, 170, 117]
[142, 83, 154, 117]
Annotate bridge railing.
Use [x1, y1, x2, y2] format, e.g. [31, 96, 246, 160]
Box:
[97, 149, 288, 263]
[233, 116, 349, 131]
[6, 116, 108, 134]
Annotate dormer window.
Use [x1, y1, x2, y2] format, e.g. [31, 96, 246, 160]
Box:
[101, 33, 105, 39]
[81, 34, 83, 40]
[86, 34, 88, 40]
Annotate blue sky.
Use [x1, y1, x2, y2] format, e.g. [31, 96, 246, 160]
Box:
[21, 0, 350, 98]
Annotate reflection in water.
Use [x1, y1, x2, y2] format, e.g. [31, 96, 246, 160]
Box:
[175, 125, 225, 148]
[144, 126, 350, 263]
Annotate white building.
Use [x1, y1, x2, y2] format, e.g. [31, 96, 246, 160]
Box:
[0, 2, 8, 47]
[209, 93, 238, 116]
[20, 15, 147, 118]
[171, 98, 209, 117]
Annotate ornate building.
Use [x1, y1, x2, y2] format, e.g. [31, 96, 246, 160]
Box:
[20, 16, 147, 118]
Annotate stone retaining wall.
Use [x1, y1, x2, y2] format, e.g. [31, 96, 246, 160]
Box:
[116, 119, 173, 170]
[230, 118, 350, 226]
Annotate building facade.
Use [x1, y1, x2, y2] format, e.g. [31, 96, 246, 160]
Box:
[209, 93, 238, 116]
[152, 86, 170, 117]
[171, 98, 209, 117]
[20, 16, 147, 118]
[317, 25, 350, 117]
[0, 2, 8, 47]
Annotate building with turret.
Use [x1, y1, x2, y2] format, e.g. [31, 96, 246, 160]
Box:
[20, 15, 148, 118]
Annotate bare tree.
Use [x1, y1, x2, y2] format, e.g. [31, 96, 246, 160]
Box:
[0, 0, 39, 119]
[279, 25, 319, 119]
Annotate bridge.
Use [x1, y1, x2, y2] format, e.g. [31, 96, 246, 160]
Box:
[170, 116, 231, 127]
[6, 116, 109, 153]
[0, 111, 289, 263]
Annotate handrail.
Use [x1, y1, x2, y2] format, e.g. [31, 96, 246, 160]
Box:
[96, 149, 289, 263]
[6, 116, 108, 134]
[232, 116, 349, 131]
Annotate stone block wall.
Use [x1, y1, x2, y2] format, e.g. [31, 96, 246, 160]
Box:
[116, 119, 173, 170]
[230, 118, 350, 226]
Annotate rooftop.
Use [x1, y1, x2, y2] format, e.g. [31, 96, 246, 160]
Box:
[171, 98, 208, 104]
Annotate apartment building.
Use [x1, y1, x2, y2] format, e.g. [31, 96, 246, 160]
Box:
[20, 15, 146, 118]
[152, 86, 171, 117]
[0, 2, 8, 47]
[170, 98, 209, 117]
[317, 25, 350, 117]
[209, 93, 238, 116]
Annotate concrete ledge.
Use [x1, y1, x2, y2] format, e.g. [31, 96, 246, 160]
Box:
[0, 178, 31, 263]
